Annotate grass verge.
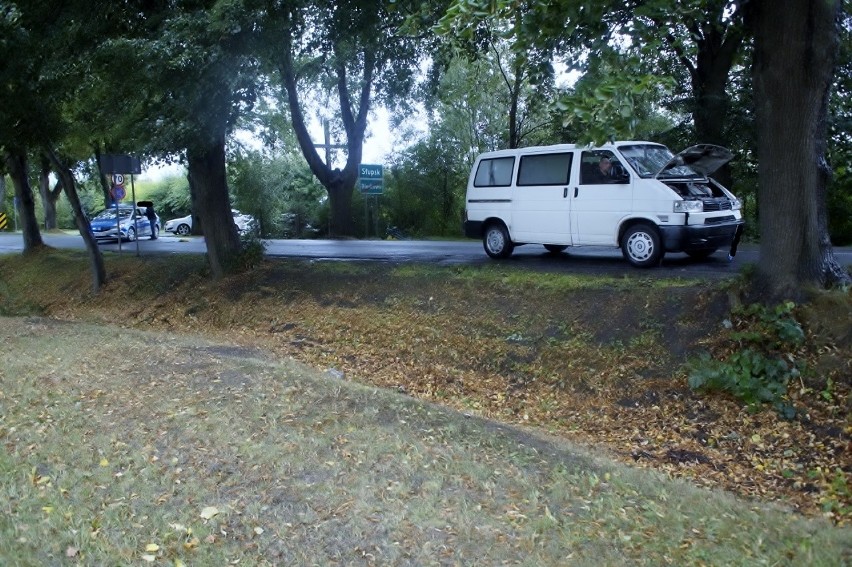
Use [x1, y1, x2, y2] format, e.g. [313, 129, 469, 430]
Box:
[0, 317, 849, 565]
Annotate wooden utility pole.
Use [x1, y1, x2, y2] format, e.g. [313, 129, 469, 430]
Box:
[315, 119, 347, 167]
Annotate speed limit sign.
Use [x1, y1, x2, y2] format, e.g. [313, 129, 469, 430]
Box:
[112, 174, 124, 185]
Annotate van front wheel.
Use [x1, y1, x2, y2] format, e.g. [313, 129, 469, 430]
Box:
[621, 224, 662, 267]
[483, 224, 514, 259]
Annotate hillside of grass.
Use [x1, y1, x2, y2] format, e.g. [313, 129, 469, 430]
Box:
[0, 249, 849, 536]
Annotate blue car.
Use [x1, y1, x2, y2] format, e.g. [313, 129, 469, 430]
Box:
[90, 204, 160, 242]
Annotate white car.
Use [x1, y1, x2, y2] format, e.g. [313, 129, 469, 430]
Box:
[164, 210, 256, 236]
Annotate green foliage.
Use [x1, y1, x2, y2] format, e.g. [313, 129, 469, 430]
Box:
[143, 176, 191, 223]
[555, 53, 676, 146]
[224, 229, 267, 273]
[383, 137, 468, 237]
[228, 149, 325, 238]
[688, 302, 805, 417]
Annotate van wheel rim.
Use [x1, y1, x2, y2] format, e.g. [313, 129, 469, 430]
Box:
[627, 231, 654, 261]
[486, 230, 504, 254]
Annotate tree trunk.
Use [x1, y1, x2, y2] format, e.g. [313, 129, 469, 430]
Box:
[692, 63, 735, 188]
[4, 149, 45, 253]
[39, 156, 62, 230]
[665, 13, 744, 190]
[750, 0, 851, 301]
[94, 147, 113, 208]
[277, 30, 372, 238]
[45, 147, 106, 293]
[186, 135, 241, 279]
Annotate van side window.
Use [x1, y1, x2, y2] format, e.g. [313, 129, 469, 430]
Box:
[474, 157, 515, 187]
[581, 151, 628, 184]
[517, 152, 573, 186]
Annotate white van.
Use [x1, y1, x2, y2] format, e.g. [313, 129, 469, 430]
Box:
[462, 142, 744, 267]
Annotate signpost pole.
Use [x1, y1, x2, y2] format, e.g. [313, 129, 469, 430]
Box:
[115, 199, 122, 253]
[131, 174, 140, 257]
[358, 164, 384, 238]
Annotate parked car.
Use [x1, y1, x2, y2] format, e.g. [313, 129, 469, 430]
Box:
[90, 204, 159, 242]
[163, 214, 193, 236]
[163, 210, 256, 236]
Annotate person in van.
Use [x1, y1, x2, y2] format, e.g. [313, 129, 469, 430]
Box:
[584, 155, 624, 184]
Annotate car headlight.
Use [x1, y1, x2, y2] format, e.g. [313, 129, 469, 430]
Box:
[673, 200, 703, 213]
[731, 198, 742, 210]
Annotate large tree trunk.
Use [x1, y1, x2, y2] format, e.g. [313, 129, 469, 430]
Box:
[750, 0, 851, 301]
[661, 11, 744, 189]
[186, 135, 241, 279]
[38, 157, 62, 230]
[45, 147, 106, 293]
[4, 149, 45, 253]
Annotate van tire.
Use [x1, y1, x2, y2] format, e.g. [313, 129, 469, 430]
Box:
[483, 223, 514, 259]
[543, 244, 568, 254]
[621, 223, 662, 267]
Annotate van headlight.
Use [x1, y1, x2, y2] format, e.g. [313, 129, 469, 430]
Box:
[674, 200, 703, 213]
[731, 198, 742, 210]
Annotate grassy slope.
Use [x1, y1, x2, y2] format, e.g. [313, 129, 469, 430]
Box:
[0, 249, 850, 564]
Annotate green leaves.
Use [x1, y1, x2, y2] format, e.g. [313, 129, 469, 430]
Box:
[556, 64, 675, 146]
[688, 301, 806, 417]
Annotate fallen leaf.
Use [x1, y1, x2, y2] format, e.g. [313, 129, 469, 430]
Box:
[200, 506, 219, 519]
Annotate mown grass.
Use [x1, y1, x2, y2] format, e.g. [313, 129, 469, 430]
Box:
[0, 317, 849, 566]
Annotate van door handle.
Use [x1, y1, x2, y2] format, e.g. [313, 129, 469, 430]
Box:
[574, 187, 579, 198]
[563, 187, 568, 198]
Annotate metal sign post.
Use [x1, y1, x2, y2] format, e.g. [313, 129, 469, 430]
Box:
[359, 164, 383, 238]
[102, 155, 142, 254]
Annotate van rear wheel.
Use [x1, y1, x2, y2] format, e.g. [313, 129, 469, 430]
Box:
[483, 224, 514, 259]
[621, 223, 662, 267]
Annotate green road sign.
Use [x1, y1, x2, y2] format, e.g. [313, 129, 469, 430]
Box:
[359, 163, 383, 195]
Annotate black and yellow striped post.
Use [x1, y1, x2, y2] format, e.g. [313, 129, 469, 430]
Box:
[0, 212, 8, 231]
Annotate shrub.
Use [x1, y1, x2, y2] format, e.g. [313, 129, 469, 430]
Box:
[225, 229, 267, 273]
[687, 302, 805, 418]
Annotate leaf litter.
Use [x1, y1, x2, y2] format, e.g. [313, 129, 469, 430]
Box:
[0, 252, 849, 561]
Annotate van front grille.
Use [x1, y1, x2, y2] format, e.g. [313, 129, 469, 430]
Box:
[702, 199, 733, 212]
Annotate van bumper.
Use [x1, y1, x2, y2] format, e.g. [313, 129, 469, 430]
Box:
[463, 220, 484, 239]
[659, 220, 744, 253]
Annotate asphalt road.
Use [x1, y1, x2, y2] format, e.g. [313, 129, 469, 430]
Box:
[2, 232, 851, 280]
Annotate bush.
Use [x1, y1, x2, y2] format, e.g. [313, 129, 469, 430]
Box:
[224, 229, 267, 273]
[687, 302, 805, 417]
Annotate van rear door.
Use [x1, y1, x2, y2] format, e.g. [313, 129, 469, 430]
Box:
[511, 151, 574, 245]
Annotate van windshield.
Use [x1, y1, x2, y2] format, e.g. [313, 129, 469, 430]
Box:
[618, 144, 704, 179]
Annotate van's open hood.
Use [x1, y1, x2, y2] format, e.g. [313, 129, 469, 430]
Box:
[655, 144, 733, 178]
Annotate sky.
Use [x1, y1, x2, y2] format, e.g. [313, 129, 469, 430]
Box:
[138, 109, 398, 182]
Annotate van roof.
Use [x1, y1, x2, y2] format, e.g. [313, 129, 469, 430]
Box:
[476, 141, 665, 158]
